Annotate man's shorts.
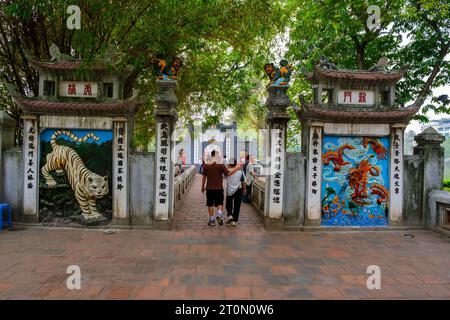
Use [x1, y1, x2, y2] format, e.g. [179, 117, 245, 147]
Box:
[206, 189, 224, 207]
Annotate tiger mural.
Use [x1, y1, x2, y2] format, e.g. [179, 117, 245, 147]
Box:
[41, 130, 109, 219]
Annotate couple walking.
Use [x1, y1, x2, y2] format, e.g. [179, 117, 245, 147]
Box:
[201, 150, 255, 226]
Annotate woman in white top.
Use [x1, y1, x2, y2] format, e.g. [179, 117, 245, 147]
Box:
[225, 158, 246, 226]
[242, 154, 256, 203]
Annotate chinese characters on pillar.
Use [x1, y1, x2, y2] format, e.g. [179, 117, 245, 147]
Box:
[268, 128, 284, 218]
[389, 128, 403, 221]
[116, 127, 125, 192]
[26, 126, 36, 189]
[393, 134, 401, 195]
[156, 122, 170, 217]
[113, 121, 127, 219]
[338, 90, 374, 105]
[310, 129, 319, 196]
[23, 118, 38, 215]
[306, 126, 322, 220]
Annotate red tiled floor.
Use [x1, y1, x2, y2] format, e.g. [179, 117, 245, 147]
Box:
[134, 286, 164, 299]
[0, 173, 449, 299]
[173, 174, 264, 231]
[224, 286, 252, 299]
[106, 286, 136, 299]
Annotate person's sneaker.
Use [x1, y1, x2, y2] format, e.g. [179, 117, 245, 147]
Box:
[231, 221, 236, 226]
[226, 216, 233, 225]
[216, 214, 224, 226]
[208, 218, 216, 226]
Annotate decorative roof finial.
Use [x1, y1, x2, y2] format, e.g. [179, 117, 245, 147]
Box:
[319, 56, 339, 70]
[264, 59, 293, 87]
[368, 57, 389, 72]
[49, 43, 75, 62]
[151, 56, 183, 80]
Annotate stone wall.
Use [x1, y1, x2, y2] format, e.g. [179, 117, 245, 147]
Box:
[283, 152, 306, 226]
[128, 152, 155, 226]
[253, 148, 440, 229]
[1, 147, 23, 221]
[403, 155, 424, 225]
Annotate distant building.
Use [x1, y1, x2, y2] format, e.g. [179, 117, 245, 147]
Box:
[421, 119, 450, 137]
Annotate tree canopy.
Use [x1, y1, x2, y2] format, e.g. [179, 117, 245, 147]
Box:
[0, 0, 285, 146]
[286, 0, 449, 117]
[0, 0, 449, 148]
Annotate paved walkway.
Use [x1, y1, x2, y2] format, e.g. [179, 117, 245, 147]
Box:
[173, 174, 263, 231]
[0, 174, 449, 299]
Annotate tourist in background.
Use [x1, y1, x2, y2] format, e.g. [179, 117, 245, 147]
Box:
[242, 154, 256, 203]
[178, 149, 186, 165]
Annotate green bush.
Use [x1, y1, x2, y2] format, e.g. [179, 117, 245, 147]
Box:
[443, 180, 450, 189]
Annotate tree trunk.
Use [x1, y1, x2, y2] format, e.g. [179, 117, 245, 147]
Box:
[356, 46, 366, 70]
[420, 41, 450, 97]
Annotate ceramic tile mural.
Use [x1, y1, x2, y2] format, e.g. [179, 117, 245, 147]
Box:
[39, 129, 113, 221]
[321, 136, 390, 226]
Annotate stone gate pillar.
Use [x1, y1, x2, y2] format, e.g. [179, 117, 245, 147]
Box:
[389, 124, 406, 224]
[112, 117, 129, 224]
[305, 121, 324, 225]
[264, 86, 290, 229]
[154, 80, 178, 227]
[414, 127, 445, 227]
[22, 115, 39, 222]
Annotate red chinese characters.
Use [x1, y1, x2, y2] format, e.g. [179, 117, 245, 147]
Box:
[84, 83, 92, 96]
[343, 91, 352, 102]
[358, 92, 366, 103]
[67, 83, 77, 95]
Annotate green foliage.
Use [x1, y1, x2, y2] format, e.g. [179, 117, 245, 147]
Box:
[286, 0, 450, 123]
[443, 180, 450, 189]
[286, 106, 302, 152]
[441, 137, 450, 180]
[0, 0, 285, 148]
[1, 0, 449, 150]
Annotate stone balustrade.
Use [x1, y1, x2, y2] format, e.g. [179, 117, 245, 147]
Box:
[428, 189, 450, 237]
[174, 165, 196, 210]
[251, 176, 266, 216]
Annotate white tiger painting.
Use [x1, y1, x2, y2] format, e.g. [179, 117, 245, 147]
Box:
[41, 130, 109, 219]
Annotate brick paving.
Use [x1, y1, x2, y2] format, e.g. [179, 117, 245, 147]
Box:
[173, 174, 264, 231]
[0, 174, 449, 299]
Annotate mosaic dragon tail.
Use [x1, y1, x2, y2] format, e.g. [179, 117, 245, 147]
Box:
[50, 130, 100, 149]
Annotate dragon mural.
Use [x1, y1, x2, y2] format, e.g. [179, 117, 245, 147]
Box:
[363, 137, 388, 160]
[321, 136, 390, 226]
[347, 158, 380, 205]
[323, 144, 355, 172]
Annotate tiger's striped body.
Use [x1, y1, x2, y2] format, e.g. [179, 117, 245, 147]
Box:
[41, 130, 109, 218]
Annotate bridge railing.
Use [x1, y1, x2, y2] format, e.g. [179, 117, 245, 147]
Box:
[251, 176, 266, 216]
[428, 190, 450, 235]
[174, 165, 196, 209]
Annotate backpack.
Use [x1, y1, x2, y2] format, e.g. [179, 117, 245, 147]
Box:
[240, 169, 247, 184]
[243, 161, 249, 175]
